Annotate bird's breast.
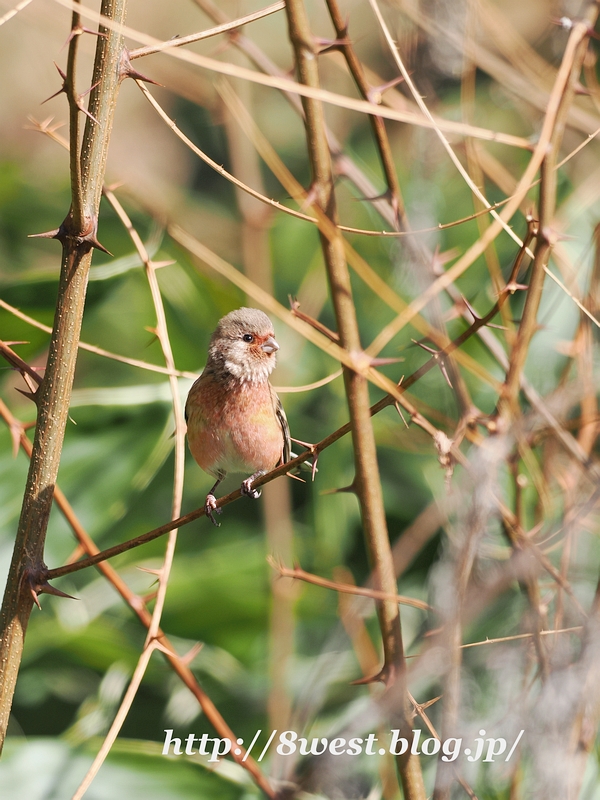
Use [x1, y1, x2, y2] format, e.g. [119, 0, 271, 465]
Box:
[186, 374, 283, 476]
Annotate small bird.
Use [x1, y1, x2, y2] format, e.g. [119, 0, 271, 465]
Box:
[185, 307, 291, 525]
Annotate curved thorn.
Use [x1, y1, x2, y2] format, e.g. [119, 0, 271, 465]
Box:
[86, 235, 113, 256]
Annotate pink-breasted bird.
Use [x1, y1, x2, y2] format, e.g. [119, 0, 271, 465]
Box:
[185, 307, 291, 525]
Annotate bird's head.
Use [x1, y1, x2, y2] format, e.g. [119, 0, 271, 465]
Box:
[208, 307, 279, 382]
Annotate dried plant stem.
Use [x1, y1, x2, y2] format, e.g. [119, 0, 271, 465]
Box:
[432, 502, 490, 800]
[566, 577, 600, 799]
[499, 13, 597, 417]
[128, 1, 285, 60]
[556, 233, 600, 800]
[461, 43, 506, 313]
[102, 189, 185, 638]
[268, 558, 431, 610]
[0, 0, 127, 752]
[323, 0, 405, 227]
[503, 514, 549, 682]
[53, 0, 530, 149]
[72, 641, 160, 800]
[0, 0, 33, 27]
[0, 297, 198, 379]
[69, 190, 189, 799]
[283, 0, 424, 796]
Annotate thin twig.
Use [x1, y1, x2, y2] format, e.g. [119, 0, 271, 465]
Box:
[0, 297, 197, 379]
[50, 0, 531, 149]
[368, 0, 528, 254]
[0, 0, 33, 27]
[498, 14, 597, 418]
[128, 1, 285, 60]
[71, 190, 190, 798]
[268, 557, 431, 610]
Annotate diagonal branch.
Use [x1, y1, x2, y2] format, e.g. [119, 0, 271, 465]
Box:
[0, 399, 274, 797]
[128, 1, 285, 60]
[51, 0, 531, 149]
[39, 278, 519, 585]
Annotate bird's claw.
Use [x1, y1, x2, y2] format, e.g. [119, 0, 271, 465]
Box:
[205, 493, 222, 527]
[241, 478, 261, 500]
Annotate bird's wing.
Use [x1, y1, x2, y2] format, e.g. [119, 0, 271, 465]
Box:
[184, 372, 205, 423]
[271, 385, 291, 465]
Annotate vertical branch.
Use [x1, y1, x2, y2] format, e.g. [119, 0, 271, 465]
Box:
[565, 575, 600, 800]
[499, 12, 598, 418]
[555, 226, 600, 638]
[69, 189, 188, 799]
[102, 186, 186, 638]
[507, 458, 549, 682]
[323, 0, 405, 227]
[432, 461, 498, 800]
[460, 1, 504, 303]
[283, 1, 425, 797]
[0, 0, 127, 751]
[65, 10, 85, 229]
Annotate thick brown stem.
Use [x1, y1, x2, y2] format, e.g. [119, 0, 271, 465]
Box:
[283, 0, 424, 796]
[0, 0, 127, 751]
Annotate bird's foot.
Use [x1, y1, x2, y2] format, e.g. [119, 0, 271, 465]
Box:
[205, 493, 222, 527]
[241, 476, 262, 500]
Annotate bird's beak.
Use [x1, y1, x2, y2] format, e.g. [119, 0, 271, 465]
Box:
[261, 336, 279, 354]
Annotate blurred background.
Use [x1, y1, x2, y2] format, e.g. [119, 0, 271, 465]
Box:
[1, 0, 600, 797]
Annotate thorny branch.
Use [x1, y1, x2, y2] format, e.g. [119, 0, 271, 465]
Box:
[498, 11, 599, 419]
[0, 0, 128, 752]
[286, 0, 424, 795]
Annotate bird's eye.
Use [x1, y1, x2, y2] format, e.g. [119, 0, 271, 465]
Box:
[242, 333, 254, 343]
